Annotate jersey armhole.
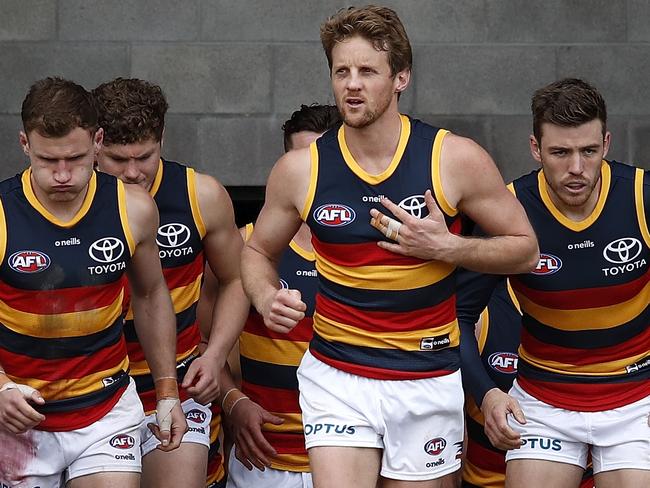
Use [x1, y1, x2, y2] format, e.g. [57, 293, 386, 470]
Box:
[300, 142, 319, 221]
[187, 168, 207, 239]
[117, 180, 136, 256]
[244, 222, 254, 242]
[431, 129, 458, 217]
[506, 182, 516, 197]
[634, 168, 650, 247]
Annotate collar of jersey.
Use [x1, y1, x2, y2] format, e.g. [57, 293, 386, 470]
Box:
[538, 160, 610, 232]
[148, 159, 164, 197]
[337, 114, 410, 184]
[22, 168, 97, 228]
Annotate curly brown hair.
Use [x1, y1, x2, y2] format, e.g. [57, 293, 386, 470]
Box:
[22, 77, 98, 137]
[320, 5, 412, 77]
[93, 78, 169, 145]
[532, 78, 607, 143]
[282, 104, 341, 151]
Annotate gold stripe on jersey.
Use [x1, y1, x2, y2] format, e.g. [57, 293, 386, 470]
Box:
[538, 162, 611, 231]
[466, 396, 485, 425]
[301, 142, 319, 220]
[506, 279, 521, 313]
[635, 168, 650, 248]
[130, 345, 197, 376]
[148, 160, 164, 197]
[11, 356, 129, 400]
[0, 199, 6, 265]
[338, 114, 410, 184]
[187, 168, 207, 239]
[477, 308, 490, 353]
[463, 462, 504, 488]
[22, 169, 97, 228]
[314, 313, 459, 350]
[117, 180, 135, 256]
[315, 253, 455, 291]
[289, 239, 315, 261]
[264, 413, 303, 433]
[506, 182, 516, 196]
[514, 281, 650, 331]
[431, 129, 457, 217]
[244, 222, 254, 241]
[519, 348, 648, 376]
[239, 332, 308, 367]
[0, 288, 124, 338]
[170, 274, 202, 313]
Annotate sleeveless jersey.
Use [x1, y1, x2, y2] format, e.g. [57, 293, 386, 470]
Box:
[123, 159, 205, 412]
[0, 170, 133, 431]
[240, 223, 317, 472]
[303, 115, 463, 380]
[463, 279, 522, 487]
[510, 160, 650, 411]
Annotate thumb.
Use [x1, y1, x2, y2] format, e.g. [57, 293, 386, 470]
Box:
[509, 399, 526, 425]
[16, 384, 44, 404]
[424, 189, 443, 219]
[262, 410, 284, 425]
[182, 361, 199, 388]
[288, 289, 302, 301]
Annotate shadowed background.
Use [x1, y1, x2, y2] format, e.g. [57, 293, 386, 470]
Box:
[2, 0, 649, 217]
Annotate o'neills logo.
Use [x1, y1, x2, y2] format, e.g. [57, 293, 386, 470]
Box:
[8, 250, 50, 273]
[532, 253, 562, 275]
[110, 434, 135, 449]
[313, 204, 356, 227]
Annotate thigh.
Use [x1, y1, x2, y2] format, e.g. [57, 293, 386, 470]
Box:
[67, 471, 139, 488]
[506, 459, 584, 488]
[380, 372, 464, 482]
[380, 473, 459, 488]
[227, 449, 308, 488]
[141, 442, 208, 488]
[594, 468, 650, 488]
[66, 382, 144, 482]
[298, 351, 382, 450]
[591, 395, 650, 474]
[309, 446, 381, 488]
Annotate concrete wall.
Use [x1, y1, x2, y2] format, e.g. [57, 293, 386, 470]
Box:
[1, 0, 649, 185]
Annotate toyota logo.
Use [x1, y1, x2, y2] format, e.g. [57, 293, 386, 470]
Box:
[89, 237, 124, 263]
[398, 194, 427, 219]
[157, 223, 191, 248]
[603, 237, 642, 264]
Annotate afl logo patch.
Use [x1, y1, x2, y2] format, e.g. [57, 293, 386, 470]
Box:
[532, 253, 562, 275]
[313, 204, 356, 227]
[157, 223, 191, 248]
[488, 352, 518, 374]
[89, 237, 124, 263]
[8, 250, 51, 273]
[279, 279, 289, 289]
[186, 409, 207, 424]
[424, 438, 447, 456]
[110, 434, 135, 449]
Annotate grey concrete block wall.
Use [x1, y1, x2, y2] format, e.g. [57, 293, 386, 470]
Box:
[1, 0, 649, 185]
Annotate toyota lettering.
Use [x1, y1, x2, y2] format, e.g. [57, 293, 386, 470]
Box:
[157, 222, 194, 259]
[88, 237, 126, 275]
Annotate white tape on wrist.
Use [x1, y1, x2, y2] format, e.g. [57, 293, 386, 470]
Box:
[156, 398, 180, 432]
[0, 382, 38, 397]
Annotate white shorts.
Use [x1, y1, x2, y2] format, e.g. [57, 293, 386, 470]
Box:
[226, 446, 313, 488]
[505, 380, 650, 474]
[297, 350, 464, 481]
[0, 379, 144, 488]
[141, 398, 212, 456]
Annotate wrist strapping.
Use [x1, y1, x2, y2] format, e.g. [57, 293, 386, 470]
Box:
[154, 376, 179, 401]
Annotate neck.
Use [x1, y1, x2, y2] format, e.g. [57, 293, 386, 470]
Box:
[343, 107, 402, 175]
[291, 223, 313, 252]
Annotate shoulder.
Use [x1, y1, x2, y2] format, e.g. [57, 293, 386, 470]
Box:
[123, 182, 158, 231]
[441, 132, 491, 169]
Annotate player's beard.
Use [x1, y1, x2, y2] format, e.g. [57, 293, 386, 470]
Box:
[341, 92, 393, 129]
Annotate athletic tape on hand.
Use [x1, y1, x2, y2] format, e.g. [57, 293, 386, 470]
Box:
[0, 382, 39, 397]
[156, 398, 180, 432]
[385, 217, 402, 241]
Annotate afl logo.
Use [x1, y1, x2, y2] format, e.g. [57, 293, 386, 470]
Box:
[532, 253, 562, 275]
[603, 237, 642, 264]
[488, 352, 518, 374]
[110, 434, 135, 449]
[8, 250, 50, 273]
[157, 223, 191, 248]
[89, 237, 124, 263]
[313, 204, 356, 227]
[398, 194, 427, 219]
[186, 409, 207, 424]
[279, 279, 289, 289]
[424, 438, 447, 456]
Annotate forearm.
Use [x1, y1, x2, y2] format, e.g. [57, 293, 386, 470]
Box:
[202, 278, 249, 369]
[443, 233, 538, 274]
[241, 244, 281, 316]
[131, 283, 178, 379]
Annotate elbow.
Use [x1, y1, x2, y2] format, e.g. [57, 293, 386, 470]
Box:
[519, 235, 540, 273]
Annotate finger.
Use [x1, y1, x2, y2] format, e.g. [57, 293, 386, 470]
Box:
[265, 321, 295, 334]
[26, 388, 45, 405]
[238, 434, 266, 471]
[424, 189, 444, 219]
[509, 400, 526, 425]
[242, 430, 271, 468]
[261, 411, 284, 426]
[181, 362, 199, 389]
[13, 400, 46, 424]
[167, 422, 186, 450]
[380, 196, 412, 223]
[287, 289, 302, 301]
[250, 427, 277, 457]
[235, 446, 254, 471]
[270, 305, 305, 323]
[277, 290, 307, 312]
[376, 240, 407, 255]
